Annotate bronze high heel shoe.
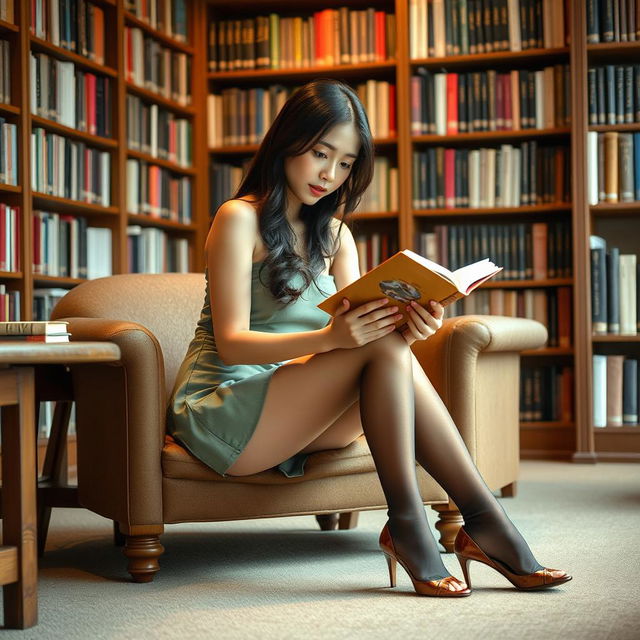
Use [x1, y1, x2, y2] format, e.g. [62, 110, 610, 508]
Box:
[454, 527, 572, 591]
[379, 523, 471, 597]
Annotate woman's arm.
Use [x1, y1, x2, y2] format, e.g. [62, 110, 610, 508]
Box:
[208, 205, 398, 365]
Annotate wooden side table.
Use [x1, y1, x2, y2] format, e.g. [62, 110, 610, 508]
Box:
[0, 342, 120, 629]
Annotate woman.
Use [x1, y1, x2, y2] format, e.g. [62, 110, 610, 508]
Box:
[168, 79, 571, 597]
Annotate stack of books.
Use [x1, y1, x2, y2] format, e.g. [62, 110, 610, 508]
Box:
[0, 321, 70, 343]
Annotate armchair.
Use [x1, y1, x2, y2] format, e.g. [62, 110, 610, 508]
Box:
[51, 273, 547, 583]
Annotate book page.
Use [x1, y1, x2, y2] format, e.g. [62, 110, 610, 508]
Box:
[401, 249, 457, 285]
[453, 258, 502, 293]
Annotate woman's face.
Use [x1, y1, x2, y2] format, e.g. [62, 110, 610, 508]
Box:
[283, 120, 361, 212]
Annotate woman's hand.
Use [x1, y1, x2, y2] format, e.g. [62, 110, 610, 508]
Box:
[326, 298, 403, 350]
[401, 300, 444, 346]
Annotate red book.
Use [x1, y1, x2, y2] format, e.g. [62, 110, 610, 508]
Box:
[388, 83, 397, 137]
[557, 286, 572, 348]
[410, 76, 421, 134]
[126, 28, 133, 82]
[446, 73, 458, 134]
[503, 74, 513, 130]
[323, 10, 335, 66]
[561, 367, 574, 422]
[496, 72, 504, 130]
[444, 149, 455, 208]
[381, 232, 389, 261]
[531, 222, 548, 280]
[86, 73, 96, 135]
[374, 11, 386, 61]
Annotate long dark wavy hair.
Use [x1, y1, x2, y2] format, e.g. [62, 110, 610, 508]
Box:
[233, 79, 375, 304]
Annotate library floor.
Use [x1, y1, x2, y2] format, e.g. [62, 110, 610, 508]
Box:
[3, 460, 639, 639]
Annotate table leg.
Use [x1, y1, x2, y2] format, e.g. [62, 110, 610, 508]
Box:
[1, 367, 38, 629]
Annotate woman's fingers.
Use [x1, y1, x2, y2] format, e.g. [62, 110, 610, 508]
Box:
[406, 301, 441, 332]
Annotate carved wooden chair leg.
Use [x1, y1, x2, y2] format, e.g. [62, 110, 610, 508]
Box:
[37, 400, 73, 557]
[315, 513, 340, 530]
[338, 511, 359, 530]
[123, 535, 164, 583]
[431, 503, 464, 553]
[113, 522, 126, 547]
[500, 482, 517, 498]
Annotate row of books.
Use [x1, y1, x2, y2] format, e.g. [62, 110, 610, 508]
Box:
[0, 203, 20, 272]
[125, 27, 192, 107]
[593, 356, 638, 427]
[127, 225, 189, 274]
[409, 0, 566, 59]
[33, 211, 112, 280]
[412, 144, 569, 209]
[587, 132, 640, 204]
[354, 231, 398, 273]
[30, 0, 106, 65]
[33, 287, 68, 321]
[125, 0, 189, 43]
[207, 79, 396, 148]
[208, 9, 396, 72]
[125, 159, 192, 223]
[0, 319, 70, 343]
[0, 39, 10, 103]
[353, 157, 399, 214]
[31, 128, 111, 206]
[520, 365, 573, 422]
[587, 65, 640, 125]
[448, 286, 572, 348]
[417, 220, 572, 279]
[0, 284, 20, 322]
[126, 96, 192, 167]
[30, 53, 112, 137]
[410, 65, 570, 135]
[0, 118, 17, 185]
[587, 0, 640, 43]
[209, 160, 250, 215]
[590, 236, 639, 336]
[0, 0, 13, 23]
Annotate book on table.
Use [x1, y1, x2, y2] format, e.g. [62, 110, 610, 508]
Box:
[0, 321, 70, 342]
[317, 249, 502, 327]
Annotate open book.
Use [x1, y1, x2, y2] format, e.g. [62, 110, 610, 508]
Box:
[318, 250, 502, 321]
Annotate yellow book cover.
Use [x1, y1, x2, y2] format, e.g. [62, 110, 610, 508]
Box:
[318, 250, 502, 324]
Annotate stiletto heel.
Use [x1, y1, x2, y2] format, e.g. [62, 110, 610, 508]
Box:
[457, 555, 472, 588]
[454, 527, 572, 591]
[379, 523, 471, 597]
[383, 553, 397, 587]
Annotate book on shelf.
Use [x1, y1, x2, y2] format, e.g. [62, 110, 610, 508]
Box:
[30, 0, 106, 64]
[125, 0, 189, 43]
[0, 117, 18, 185]
[0, 320, 69, 335]
[208, 8, 395, 72]
[0, 0, 14, 24]
[587, 0, 640, 43]
[520, 364, 573, 422]
[0, 284, 20, 322]
[318, 250, 502, 322]
[593, 354, 639, 428]
[1, 38, 10, 104]
[409, 0, 566, 58]
[0, 203, 20, 272]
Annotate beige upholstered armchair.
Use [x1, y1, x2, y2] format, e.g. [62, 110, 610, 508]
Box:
[51, 273, 547, 583]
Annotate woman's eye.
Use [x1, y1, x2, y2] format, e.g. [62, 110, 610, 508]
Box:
[341, 162, 352, 170]
[313, 150, 327, 159]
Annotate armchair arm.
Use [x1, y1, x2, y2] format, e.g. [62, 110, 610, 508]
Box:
[57, 317, 166, 528]
[411, 315, 547, 490]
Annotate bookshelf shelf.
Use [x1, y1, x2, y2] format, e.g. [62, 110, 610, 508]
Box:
[30, 116, 118, 149]
[586, 41, 640, 59]
[589, 124, 640, 133]
[349, 211, 399, 220]
[208, 60, 397, 83]
[29, 36, 118, 77]
[31, 193, 119, 217]
[33, 275, 86, 286]
[592, 336, 640, 343]
[521, 347, 574, 356]
[0, 103, 20, 116]
[0, 184, 22, 194]
[413, 204, 572, 218]
[0, 271, 23, 280]
[595, 426, 640, 433]
[123, 11, 194, 53]
[125, 82, 195, 117]
[590, 203, 640, 216]
[0, 19, 18, 34]
[480, 277, 573, 289]
[410, 47, 570, 70]
[127, 150, 195, 175]
[520, 421, 575, 430]
[412, 127, 571, 145]
[126, 214, 198, 232]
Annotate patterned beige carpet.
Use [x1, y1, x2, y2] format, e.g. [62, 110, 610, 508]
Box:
[4, 460, 640, 639]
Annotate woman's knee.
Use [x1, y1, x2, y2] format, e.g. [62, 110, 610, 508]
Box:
[360, 331, 412, 364]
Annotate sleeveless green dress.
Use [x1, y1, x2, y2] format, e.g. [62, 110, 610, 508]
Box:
[167, 261, 337, 478]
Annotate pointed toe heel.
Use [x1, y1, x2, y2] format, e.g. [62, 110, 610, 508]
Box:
[454, 527, 572, 591]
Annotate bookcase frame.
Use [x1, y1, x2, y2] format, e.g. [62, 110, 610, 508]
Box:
[2, 0, 639, 462]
